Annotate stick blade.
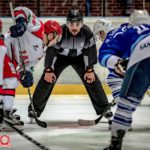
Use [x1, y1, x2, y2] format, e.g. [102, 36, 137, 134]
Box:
[36, 119, 47, 128]
[77, 119, 95, 126]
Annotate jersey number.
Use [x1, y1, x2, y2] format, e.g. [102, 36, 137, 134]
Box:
[134, 25, 149, 34]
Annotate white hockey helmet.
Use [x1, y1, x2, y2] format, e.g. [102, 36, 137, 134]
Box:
[93, 18, 114, 40]
[129, 9, 150, 25]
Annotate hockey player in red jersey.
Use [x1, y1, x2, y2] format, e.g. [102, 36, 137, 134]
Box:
[2, 6, 63, 128]
[0, 19, 21, 130]
[43, 20, 62, 48]
[0, 18, 24, 130]
[2, 7, 44, 128]
[28, 19, 63, 119]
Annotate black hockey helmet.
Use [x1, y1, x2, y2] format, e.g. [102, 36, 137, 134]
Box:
[66, 7, 83, 22]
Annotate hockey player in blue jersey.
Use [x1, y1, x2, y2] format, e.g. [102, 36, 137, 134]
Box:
[93, 18, 130, 129]
[103, 9, 150, 150]
[93, 19, 129, 103]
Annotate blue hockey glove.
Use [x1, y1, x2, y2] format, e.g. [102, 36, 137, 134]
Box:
[10, 17, 27, 38]
[19, 70, 33, 88]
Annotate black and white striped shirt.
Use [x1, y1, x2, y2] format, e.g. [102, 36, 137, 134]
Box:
[45, 24, 97, 70]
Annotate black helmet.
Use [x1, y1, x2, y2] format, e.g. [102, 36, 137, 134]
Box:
[66, 8, 83, 22]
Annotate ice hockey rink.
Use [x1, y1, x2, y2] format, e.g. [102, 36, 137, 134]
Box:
[1, 94, 150, 150]
[1, 15, 150, 150]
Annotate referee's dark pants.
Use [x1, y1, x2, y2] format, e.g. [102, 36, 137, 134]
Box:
[28, 55, 109, 117]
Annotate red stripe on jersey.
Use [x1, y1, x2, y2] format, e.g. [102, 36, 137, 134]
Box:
[0, 86, 3, 95]
[31, 21, 44, 40]
[0, 39, 5, 46]
[14, 10, 27, 21]
[3, 55, 18, 79]
[3, 89, 15, 96]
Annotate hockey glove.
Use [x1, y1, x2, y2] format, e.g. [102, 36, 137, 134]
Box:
[19, 70, 33, 88]
[115, 58, 129, 77]
[10, 17, 27, 38]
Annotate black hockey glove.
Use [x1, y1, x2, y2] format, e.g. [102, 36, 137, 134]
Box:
[115, 58, 129, 78]
[10, 17, 27, 38]
[19, 70, 33, 88]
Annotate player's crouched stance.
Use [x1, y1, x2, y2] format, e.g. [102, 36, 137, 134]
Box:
[104, 10, 150, 150]
[28, 20, 62, 120]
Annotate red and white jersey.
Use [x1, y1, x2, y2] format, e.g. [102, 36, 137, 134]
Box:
[0, 38, 6, 95]
[3, 55, 18, 79]
[5, 7, 45, 72]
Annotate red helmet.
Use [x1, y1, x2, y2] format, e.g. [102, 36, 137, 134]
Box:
[44, 20, 62, 35]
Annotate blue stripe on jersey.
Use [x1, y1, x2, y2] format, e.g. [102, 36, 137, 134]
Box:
[99, 54, 112, 67]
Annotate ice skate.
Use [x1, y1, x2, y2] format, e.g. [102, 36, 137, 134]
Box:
[103, 130, 125, 150]
[4, 110, 24, 131]
[6, 108, 21, 120]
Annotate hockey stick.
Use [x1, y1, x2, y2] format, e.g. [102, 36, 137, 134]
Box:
[4, 119, 50, 150]
[78, 100, 116, 126]
[9, 2, 47, 128]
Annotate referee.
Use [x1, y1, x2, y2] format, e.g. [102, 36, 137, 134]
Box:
[28, 7, 112, 120]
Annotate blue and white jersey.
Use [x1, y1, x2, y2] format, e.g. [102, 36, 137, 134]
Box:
[99, 23, 130, 71]
[123, 24, 150, 69]
[99, 23, 150, 71]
